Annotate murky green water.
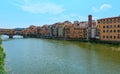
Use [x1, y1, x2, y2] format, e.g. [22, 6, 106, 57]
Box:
[2, 38, 120, 74]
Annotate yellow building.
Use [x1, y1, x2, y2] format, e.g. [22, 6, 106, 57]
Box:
[97, 16, 120, 42]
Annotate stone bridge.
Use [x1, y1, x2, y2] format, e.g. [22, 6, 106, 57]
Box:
[0, 26, 38, 38]
[0, 28, 25, 38]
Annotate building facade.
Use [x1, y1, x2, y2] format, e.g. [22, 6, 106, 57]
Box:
[56, 23, 65, 38]
[63, 21, 72, 39]
[97, 16, 120, 41]
[69, 21, 87, 39]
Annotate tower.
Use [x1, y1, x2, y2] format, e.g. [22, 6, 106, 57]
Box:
[87, 15, 92, 40]
[88, 15, 92, 27]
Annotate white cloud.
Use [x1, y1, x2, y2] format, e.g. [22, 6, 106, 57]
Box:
[13, 0, 65, 14]
[100, 4, 112, 10]
[92, 4, 112, 12]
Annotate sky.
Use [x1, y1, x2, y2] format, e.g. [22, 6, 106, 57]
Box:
[0, 0, 120, 28]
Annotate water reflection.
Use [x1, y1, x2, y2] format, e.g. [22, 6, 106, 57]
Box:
[1, 35, 23, 41]
[13, 35, 23, 39]
[1, 35, 9, 40]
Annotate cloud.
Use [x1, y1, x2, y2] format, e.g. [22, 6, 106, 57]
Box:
[13, 0, 65, 14]
[92, 4, 112, 12]
[100, 4, 112, 10]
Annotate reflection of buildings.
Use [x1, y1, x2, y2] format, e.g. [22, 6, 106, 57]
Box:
[97, 16, 120, 41]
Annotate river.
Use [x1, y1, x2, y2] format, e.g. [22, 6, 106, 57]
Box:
[2, 37, 120, 74]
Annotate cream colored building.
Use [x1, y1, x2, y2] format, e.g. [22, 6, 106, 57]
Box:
[97, 16, 120, 41]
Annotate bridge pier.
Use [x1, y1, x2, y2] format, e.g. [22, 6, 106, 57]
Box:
[9, 35, 13, 38]
[23, 34, 27, 38]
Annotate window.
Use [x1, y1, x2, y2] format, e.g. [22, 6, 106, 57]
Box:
[103, 30, 105, 33]
[98, 21, 100, 24]
[107, 26, 109, 28]
[110, 36, 112, 38]
[114, 36, 116, 39]
[103, 36, 105, 38]
[118, 25, 120, 28]
[109, 25, 112, 28]
[103, 26, 105, 28]
[118, 30, 120, 32]
[106, 36, 108, 38]
[114, 30, 116, 32]
[110, 30, 112, 32]
[118, 18, 120, 23]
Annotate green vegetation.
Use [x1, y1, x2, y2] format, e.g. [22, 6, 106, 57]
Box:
[0, 37, 6, 74]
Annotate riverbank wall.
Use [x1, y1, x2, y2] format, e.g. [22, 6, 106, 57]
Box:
[32, 36, 120, 45]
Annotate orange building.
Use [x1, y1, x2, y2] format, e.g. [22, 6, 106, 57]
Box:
[64, 24, 71, 38]
[69, 21, 87, 39]
[97, 16, 120, 42]
[28, 25, 37, 34]
[69, 26, 86, 39]
[63, 21, 72, 38]
[37, 25, 51, 37]
[22, 25, 37, 35]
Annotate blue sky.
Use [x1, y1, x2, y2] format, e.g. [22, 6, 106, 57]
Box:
[0, 0, 120, 28]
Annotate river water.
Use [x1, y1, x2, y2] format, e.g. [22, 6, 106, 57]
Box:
[2, 37, 120, 74]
